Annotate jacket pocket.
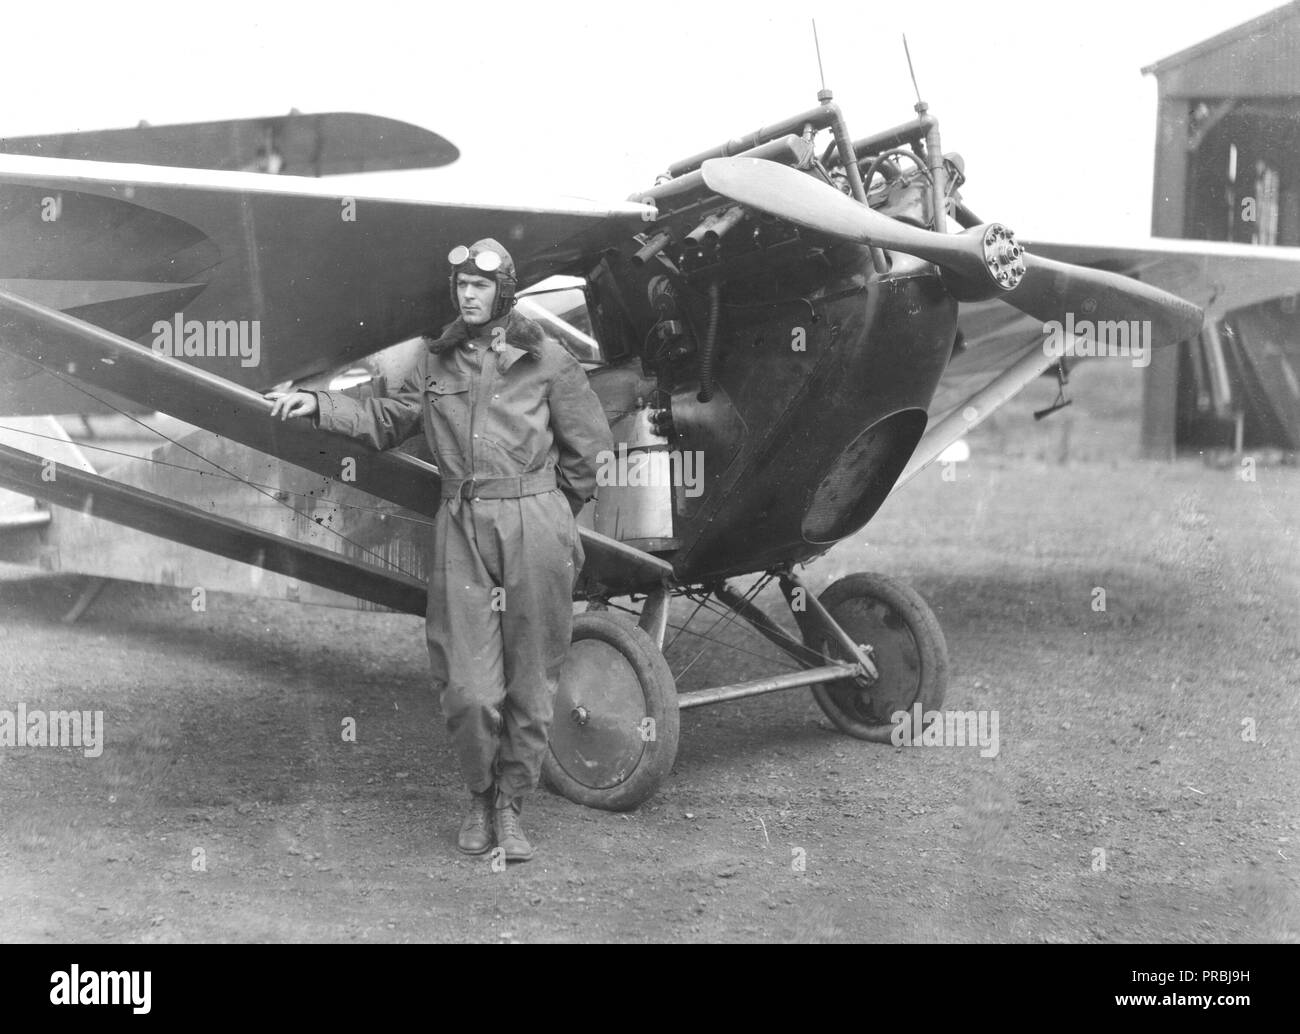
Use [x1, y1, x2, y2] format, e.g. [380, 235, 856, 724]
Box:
[423, 376, 471, 466]
[477, 434, 537, 470]
[425, 375, 470, 396]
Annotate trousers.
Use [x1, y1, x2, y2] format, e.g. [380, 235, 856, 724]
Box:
[426, 487, 584, 799]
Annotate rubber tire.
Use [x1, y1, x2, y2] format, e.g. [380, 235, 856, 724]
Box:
[542, 611, 679, 811]
[803, 572, 948, 742]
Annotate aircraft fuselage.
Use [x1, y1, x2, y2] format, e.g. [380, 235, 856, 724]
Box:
[586, 245, 957, 587]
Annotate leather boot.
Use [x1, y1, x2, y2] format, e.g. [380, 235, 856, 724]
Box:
[457, 789, 494, 855]
[493, 794, 533, 862]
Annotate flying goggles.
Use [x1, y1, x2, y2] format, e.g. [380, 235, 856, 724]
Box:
[448, 245, 504, 273]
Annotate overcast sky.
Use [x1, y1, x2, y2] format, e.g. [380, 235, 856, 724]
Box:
[0, 0, 1286, 239]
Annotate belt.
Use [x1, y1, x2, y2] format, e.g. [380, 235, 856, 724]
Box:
[440, 468, 557, 502]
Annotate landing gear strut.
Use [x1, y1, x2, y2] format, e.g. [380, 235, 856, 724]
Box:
[788, 571, 948, 742]
[543, 568, 948, 811]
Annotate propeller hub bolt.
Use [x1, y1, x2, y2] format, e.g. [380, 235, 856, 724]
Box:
[982, 224, 1025, 291]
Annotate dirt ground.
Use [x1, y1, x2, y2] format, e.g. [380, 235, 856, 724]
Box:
[1, 441, 1296, 944]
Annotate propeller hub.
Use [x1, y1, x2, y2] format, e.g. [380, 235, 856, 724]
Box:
[981, 224, 1026, 292]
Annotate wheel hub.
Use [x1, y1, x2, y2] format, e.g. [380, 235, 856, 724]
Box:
[549, 639, 649, 789]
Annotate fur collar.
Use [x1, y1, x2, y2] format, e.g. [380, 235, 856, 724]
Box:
[426, 309, 548, 356]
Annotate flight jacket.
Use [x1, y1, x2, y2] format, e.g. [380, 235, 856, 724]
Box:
[311, 310, 612, 515]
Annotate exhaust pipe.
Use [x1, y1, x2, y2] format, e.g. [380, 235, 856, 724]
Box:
[631, 230, 673, 267]
[684, 205, 745, 248]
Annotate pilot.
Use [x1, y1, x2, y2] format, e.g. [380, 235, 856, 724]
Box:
[267, 238, 612, 862]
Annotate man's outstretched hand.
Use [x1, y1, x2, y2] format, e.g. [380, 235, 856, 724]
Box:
[265, 391, 319, 422]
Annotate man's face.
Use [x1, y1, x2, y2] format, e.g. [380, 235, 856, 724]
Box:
[456, 272, 498, 326]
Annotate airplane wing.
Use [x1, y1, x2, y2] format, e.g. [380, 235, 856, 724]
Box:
[0, 157, 664, 594]
[0, 286, 675, 596]
[926, 238, 1300, 421]
[0, 112, 458, 175]
[890, 238, 1300, 490]
[0, 153, 653, 415]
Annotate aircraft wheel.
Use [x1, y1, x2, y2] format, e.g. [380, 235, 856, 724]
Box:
[803, 572, 948, 742]
[542, 611, 679, 811]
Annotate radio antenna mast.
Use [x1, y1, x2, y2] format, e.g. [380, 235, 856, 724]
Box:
[812, 19, 827, 95]
[902, 33, 924, 109]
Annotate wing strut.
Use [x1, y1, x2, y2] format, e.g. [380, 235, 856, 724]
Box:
[891, 343, 1061, 493]
[0, 287, 442, 514]
[0, 288, 674, 593]
[0, 440, 427, 614]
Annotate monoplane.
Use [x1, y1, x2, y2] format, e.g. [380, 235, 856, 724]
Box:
[1, 97, 1296, 807]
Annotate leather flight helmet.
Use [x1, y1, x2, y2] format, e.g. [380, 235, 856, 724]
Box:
[448, 238, 518, 320]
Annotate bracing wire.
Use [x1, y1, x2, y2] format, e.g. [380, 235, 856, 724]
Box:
[603, 595, 806, 673]
[0, 422, 438, 530]
[6, 365, 424, 579]
[672, 573, 775, 682]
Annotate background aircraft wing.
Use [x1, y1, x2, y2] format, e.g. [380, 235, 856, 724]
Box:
[0, 112, 458, 175]
[0, 154, 653, 415]
[927, 238, 1300, 420]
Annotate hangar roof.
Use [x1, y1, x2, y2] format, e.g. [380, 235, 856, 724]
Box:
[1142, 1, 1300, 95]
